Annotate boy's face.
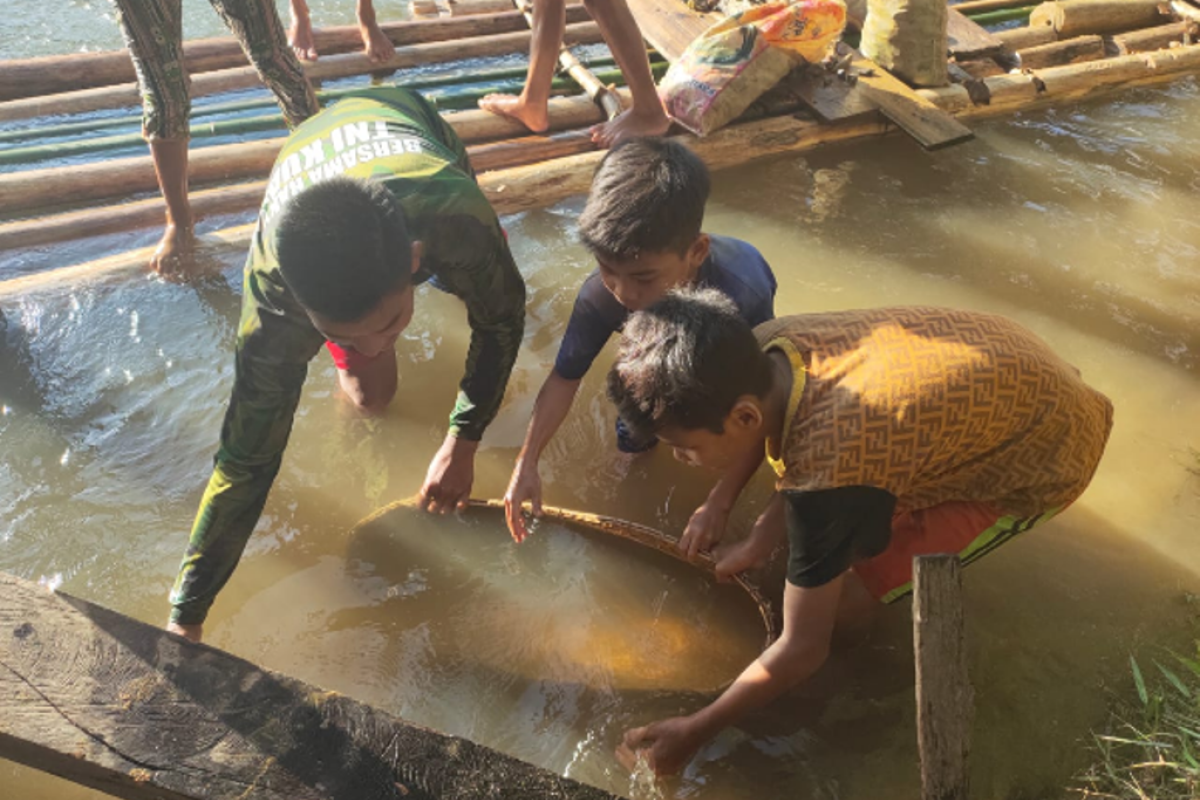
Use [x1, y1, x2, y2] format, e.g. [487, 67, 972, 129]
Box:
[304, 241, 422, 356]
[597, 234, 710, 312]
[657, 399, 765, 472]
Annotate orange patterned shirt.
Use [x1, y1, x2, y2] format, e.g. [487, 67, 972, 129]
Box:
[755, 308, 1113, 517]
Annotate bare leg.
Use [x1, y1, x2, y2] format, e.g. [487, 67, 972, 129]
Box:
[288, 0, 319, 61]
[148, 138, 198, 278]
[831, 569, 881, 649]
[477, 0, 566, 133]
[357, 0, 395, 63]
[583, 0, 670, 146]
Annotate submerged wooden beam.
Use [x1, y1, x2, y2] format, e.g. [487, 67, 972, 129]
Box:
[0, 21, 603, 124]
[0, 6, 590, 103]
[913, 555, 973, 800]
[0, 572, 619, 800]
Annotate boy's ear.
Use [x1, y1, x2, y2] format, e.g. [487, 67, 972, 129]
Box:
[728, 397, 764, 433]
[687, 233, 711, 269]
[410, 240, 423, 274]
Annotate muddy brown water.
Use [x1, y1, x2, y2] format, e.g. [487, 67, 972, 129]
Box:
[2, 23, 1200, 799]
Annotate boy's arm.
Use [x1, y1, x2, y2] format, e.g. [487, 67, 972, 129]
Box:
[169, 279, 323, 632]
[679, 445, 766, 559]
[505, 370, 582, 542]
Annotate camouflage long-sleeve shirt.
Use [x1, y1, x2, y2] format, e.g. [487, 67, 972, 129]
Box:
[170, 88, 525, 625]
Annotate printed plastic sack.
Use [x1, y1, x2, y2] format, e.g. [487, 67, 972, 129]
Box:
[659, 0, 846, 137]
[860, 0, 947, 87]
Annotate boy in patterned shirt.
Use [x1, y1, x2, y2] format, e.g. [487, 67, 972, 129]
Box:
[607, 288, 1112, 774]
[166, 88, 524, 643]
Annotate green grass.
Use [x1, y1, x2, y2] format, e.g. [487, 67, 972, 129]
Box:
[1072, 644, 1200, 800]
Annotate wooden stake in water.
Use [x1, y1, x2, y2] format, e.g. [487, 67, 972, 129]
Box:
[913, 554, 973, 800]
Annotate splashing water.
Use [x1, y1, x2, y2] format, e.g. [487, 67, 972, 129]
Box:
[628, 752, 664, 800]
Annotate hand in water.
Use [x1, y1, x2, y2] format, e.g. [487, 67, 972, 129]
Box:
[678, 501, 730, 560]
[504, 461, 542, 543]
[149, 222, 198, 279]
[618, 716, 704, 776]
[418, 435, 477, 514]
[166, 620, 202, 644]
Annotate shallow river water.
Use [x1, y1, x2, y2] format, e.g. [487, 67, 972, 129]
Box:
[3, 8, 1200, 800]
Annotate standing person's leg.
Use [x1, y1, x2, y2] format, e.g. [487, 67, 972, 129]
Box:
[287, 0, 319, 61]
[113, 0, 196, 277]
[356, 0, 396, 63]
[477, 0, 567, 133]
[582, 0, 670, 146]
[211, 0, 320, 127]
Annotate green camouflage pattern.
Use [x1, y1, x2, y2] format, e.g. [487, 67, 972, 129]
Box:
[170, 88, 525, 625]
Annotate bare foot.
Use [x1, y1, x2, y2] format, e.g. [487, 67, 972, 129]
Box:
[477, 93, 550, 134]
[149, 222, 198, 279]
[166, 620, 203, 644]
[590, 104, 672, 148]
[289, 14, 319, 61]
[360, 20, 395, 63]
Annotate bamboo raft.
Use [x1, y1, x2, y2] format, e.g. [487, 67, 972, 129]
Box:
[0, 0, 1198, 299]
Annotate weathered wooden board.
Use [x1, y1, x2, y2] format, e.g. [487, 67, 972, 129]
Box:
[0, 572, 621, 800]
[947, 8, 1008, 60]
[625, 0, 721, 62]
[850, 50, 975, 150]
[913, 555, 974, 800]
[789, 68, 881, 124]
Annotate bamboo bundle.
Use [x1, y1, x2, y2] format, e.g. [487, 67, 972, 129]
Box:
[1029, 0, 1172, 38]
[0, 6, 588, 103]
[0, 21, 603, 124]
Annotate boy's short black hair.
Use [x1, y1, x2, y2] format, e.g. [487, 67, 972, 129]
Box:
[276, 176, 413, 322]
[578, 138, 711, 263]
[607, 287, 773, 440]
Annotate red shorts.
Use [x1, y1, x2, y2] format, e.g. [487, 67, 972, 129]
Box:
[855, 501, 1064, 603]
[325, 341, 386, 372]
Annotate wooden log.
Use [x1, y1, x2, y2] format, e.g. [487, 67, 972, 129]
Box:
[913, 555, 974, 800]
[947, 8, 1008, 60]
[1029, 0, 1172, 38]
[0, 8, 588, 103]
[996, 24, 1058, 50]
[0, 21, 604, 124]
[0, 91, 626, 220]
[1109, 21, 1199, 55]
[1017, 33, 1106, 68]
[0, 571, 620, 800]
[8, 42, 1200, 297]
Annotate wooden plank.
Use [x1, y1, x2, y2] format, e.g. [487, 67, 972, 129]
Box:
[0, 571, 620, 800]
[913, 555, 974, 800]
[625, 0, 721, 62]
[788, 67, 881, 124]
[947, 8, 1008, 60]
[850, 50, 974, 150]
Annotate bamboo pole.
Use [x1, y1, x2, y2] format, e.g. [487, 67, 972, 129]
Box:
[1028, 0, 1172, 38]
[952, 0, 1036, 13]
[1109, 21, 1199, 55]
[966, 6, 1035, 26]
[1017, 33, 1106, 68]
[996, 24, 1058, 49]
[0, 6, 588, 103]
[0, 21, 603, 124]
[0, 92, 632, 249]
[5, 43, 1200, 298]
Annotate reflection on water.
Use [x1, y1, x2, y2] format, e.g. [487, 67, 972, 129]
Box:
[3, 76, 1200, 799]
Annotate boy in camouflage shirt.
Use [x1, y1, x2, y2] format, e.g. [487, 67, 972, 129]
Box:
[167, 88, 524, 642]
